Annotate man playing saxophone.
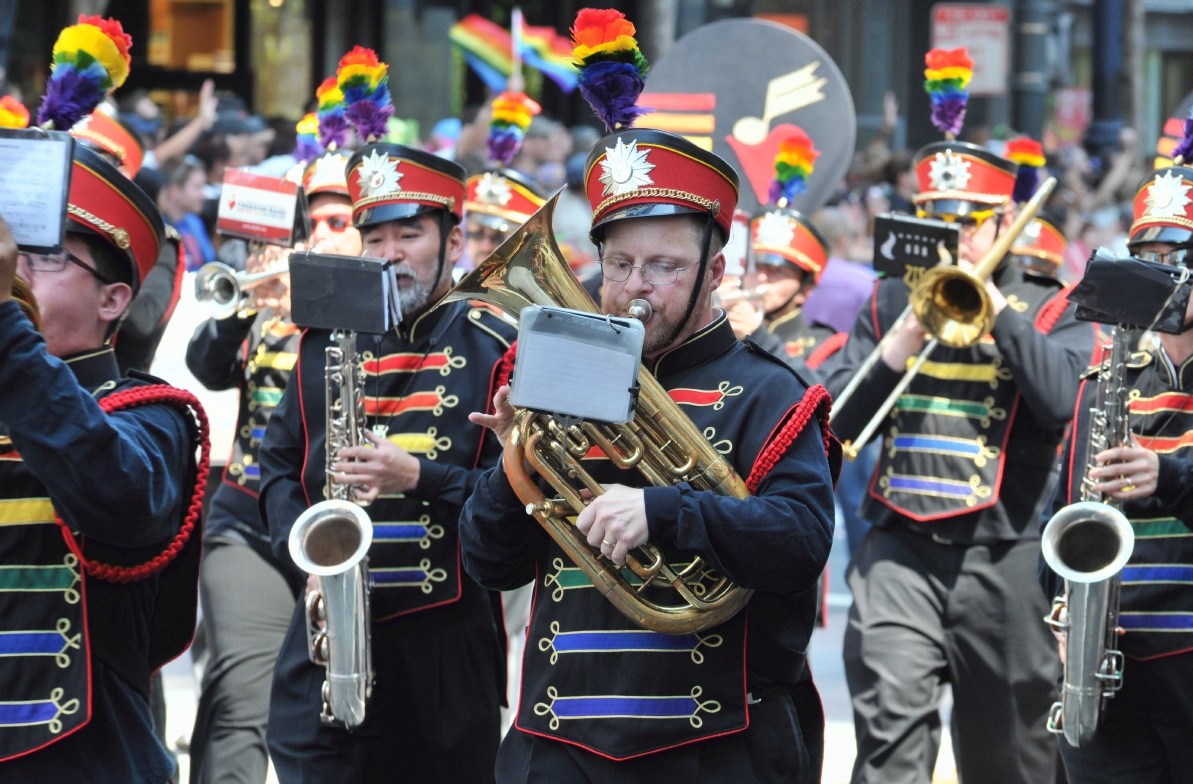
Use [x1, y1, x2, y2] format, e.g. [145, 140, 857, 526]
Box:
[1040, 147, 1193, 783]
[183, 148, 360, 783]
[257, 136, 515, 782]
[825, 51, 1095, 784]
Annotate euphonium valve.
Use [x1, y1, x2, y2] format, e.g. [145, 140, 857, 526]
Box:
[438, 194, 753, 635]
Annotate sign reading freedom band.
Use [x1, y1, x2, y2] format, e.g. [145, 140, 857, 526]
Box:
[635, 18, 855, 215]
[217, 169, 309, 246]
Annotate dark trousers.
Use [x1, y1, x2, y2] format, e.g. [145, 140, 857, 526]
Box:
[1059, 651, 1193, 783]
[496, 688, 813, 784]
[844, 527, 1059, 784]
[189, 539, 295, 784]
[267, 586, 502, 784]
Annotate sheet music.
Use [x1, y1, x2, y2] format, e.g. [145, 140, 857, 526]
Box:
[0, 135, 71, 251]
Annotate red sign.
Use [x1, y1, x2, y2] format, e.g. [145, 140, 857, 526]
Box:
[931, 4, 1010, 97]
[217, 169, 303, 246]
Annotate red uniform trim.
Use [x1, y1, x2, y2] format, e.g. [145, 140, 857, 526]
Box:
[806, 332, 847, 370]
[1034, 282, 1078, 334]
[56, 386, 210, 583]
[159, 241, 186, 329]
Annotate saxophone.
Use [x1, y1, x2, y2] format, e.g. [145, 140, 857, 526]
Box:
[287, 330, 375, 729]
[1041, 325, 1136, 747]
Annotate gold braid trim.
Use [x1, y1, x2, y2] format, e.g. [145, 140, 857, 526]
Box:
[354, 192, 456, 213]
[1130, 214, 1193, 233]
[595, 188, 720, 219]
[67, 205, 130, 249]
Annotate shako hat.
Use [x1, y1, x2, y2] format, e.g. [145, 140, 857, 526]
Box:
[71, 107, 144, 176]
[346, 143, 466, 229]
[1011, 216, 1066, 268]
[750, 126, 827, 281]
[465, 168, 546, 233]
[303, 150, 351, 198]
[1130, 112, 1193, 249]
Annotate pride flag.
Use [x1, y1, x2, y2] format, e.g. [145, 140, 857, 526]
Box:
[449, 14, 578, 93]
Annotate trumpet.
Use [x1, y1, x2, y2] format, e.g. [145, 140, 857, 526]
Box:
[12, 276, 39, 331]
[714, 284, 769, 307]
[195, 261, 289, 319]
[837, 177, 1057, 460]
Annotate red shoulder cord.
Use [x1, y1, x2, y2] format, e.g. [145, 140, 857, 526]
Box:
[55, 385, 211, 584]
[1034, 281, 1078, 334]
[745, 384, 833, 493]
[495, 340, 517, 389]
[806, 332, 848, 370]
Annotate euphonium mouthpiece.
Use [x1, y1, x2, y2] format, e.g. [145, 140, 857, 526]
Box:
[627, 299, 653, 321]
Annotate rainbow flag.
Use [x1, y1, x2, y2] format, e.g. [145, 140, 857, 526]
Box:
[449, 14, 578, 93]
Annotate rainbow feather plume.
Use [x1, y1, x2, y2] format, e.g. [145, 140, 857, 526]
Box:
[0, 97, 30, 129]
[924, 47, 973, 138]
[768, 128, 819, 205]
[315, 76, 348, 150]
[1173, 108, 1193, 165]
[293, 112, 322, 165]
[337, 47, 393, 144]
[37, 15, 133, 130]
[487, 91, 541, 165]
[571, 9, 650, 132]
[1005, 137, 1045, 203]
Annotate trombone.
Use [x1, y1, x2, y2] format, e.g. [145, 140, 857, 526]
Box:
[195, 261, 290, 319]
[835, 177, 1057, 460]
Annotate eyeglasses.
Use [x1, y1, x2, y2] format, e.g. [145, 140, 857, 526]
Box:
[315, 215, 351, 232]
[19, 251, 117, 285]
[1136, 247, 1192, 267]
[600, 258, 693, 285]
[919, 208, 996, 235]
[466, 228, 507, 245]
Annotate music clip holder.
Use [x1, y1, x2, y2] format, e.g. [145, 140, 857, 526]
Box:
[872, 213, 961, 284]
[509, 306, 645, 425]
[288, 251, 400, 334]
[1069, 248, 1193, 334]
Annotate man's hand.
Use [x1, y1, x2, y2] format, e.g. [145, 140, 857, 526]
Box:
[985, 278, 1007, 316]
[881, 313, 927, 372]
[333, 430, 420, 503]
[198, 79, 218, 130]
[726, 300, 764, 341]
[1089, 437, 1159, 499]
[575, 484, 649, 567]
[469, 384, 516, 449]
[0, 215, 17, 306]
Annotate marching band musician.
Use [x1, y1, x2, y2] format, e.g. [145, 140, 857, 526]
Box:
[258, 139, 515, 782]
[464, 168, 546, 268]
[825, 51, 1094, 784]
[1040, 141, 1193, 783]
[460, 122, 838, 784]
[459, 13, 838, 782]
[183, 149, 360, 783]
[726, 132, 838, 376]
[1011, 214, 1067, 282]
[0, 144, 202, 780]
[69, 106, 187, 375]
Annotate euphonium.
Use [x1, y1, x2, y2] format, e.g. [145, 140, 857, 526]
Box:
[287, 330, 374, 729]
[439, 194, 752, 635]
[12, 276, 40, 331]
[1041, 325, 1135, 747]
[195, 261, 290, 319]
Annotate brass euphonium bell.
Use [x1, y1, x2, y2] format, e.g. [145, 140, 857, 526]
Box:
[438, 193, 753, 635]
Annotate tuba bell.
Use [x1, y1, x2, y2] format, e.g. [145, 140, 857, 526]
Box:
[438, 194, 752, 635]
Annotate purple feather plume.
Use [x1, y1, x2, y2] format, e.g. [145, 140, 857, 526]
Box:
[579, 61, 652, 132]
[36, 69, 103, 130]
[319, 114, 350, 150]
[930, 95, 967, 138]
[1012, 167, 1038, 204]
[345, 101, 394, 144]
[488, 128, 522, 166]
[294, 137, 321, 165]
[1173, 110, 1193, 164]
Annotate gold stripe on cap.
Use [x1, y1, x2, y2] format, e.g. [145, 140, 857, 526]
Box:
[67, 204, 130, 249]
[595, 188, 719, 219]
[354, 192, 456, 213]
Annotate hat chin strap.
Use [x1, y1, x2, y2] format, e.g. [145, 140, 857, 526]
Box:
[433, 209, 451, 295]
[676, 211, 716, 338]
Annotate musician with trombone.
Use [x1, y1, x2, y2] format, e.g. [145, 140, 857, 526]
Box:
[459, 124, 838, 782]
[1040, 155, 1193, 782]
[825, 120, 1094, 779]
[258, 141, 515, 783]
[183, 149, 360, 783]
[0, 142, 204, 778]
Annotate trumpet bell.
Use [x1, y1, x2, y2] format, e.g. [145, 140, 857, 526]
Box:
[910, 266, 995, 349]
[1042, 501, 1135, 584]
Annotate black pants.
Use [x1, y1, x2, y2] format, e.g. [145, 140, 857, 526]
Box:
[496, 687, 813, 784]
[267, 585, 502, 784]
[1059, 651, 1193, 783]
[844, 527, 1059, 784]
[189, 539, 296, 784]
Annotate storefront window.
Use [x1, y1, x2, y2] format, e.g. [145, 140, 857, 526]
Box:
[251, 0, 311, 119]
[148, 0, 236, 73]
